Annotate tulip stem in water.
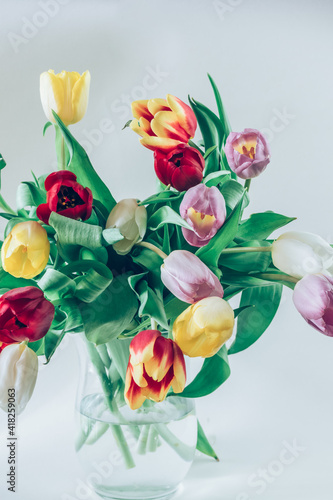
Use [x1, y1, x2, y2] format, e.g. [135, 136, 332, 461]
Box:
[244, 179, 251, 191]
[221, 246, 272, 254]
[136, 241, 168, 260]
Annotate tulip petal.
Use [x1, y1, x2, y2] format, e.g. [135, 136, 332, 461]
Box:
[272, 239, 324, 279]
[124, 364, 147, 410]
[166, 95, 197, 138]
[140, 136, 184, 152]
[144, 336, 174, 382]
[151, 111, 191, 142]
[171, 342, 186, 393]
[131, 100, 154, 121]
[129, 330, 160, 366]
[147, 98, 169, 115]
[71, 70, 91, 125]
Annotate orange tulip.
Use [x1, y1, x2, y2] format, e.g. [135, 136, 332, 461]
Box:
[125, 330, 186, 410]
[130, 95, 197, 152]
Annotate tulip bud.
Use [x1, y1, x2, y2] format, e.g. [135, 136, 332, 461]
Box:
[130, 95, 197, 152]
[293, 274, 333, 337]
[40, 70, 91, 126]
[1, 221, 50, 279]
[37, 170, 93, 225]
[225, 128, 270, 179]
[173, 296, 234, 358]
[271, 231, 333, 279]
[180, 183, 226, 247]
[125, 330, 186, 410]
[0, 287, 55, 344]
[154, 144, 204, 192]
[161, 250, 224, 304]
[106, 199, 147, 255]
[0, 344, 38, 414]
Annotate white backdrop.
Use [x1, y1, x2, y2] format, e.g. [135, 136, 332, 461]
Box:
[1, 1, 333, 499]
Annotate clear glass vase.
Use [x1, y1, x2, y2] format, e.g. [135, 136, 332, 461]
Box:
[75, 335, 197, 500]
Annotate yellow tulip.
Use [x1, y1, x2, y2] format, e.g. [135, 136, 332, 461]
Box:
[173, 296, 234, 358]
[40, 70, 91, 126]
[1, 221, 50, 279]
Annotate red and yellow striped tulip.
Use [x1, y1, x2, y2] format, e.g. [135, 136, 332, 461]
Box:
[130, 95, 197, 152]
[125, 330, 186, 410]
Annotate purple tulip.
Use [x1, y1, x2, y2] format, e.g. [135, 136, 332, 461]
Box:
[161, 250, 224, 304]
[293, 274, 333, 337]
[225, 128, 270, 179]
[180, 184, 226, 248]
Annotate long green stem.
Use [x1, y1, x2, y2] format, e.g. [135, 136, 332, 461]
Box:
[153, 423, 194, 462]
[221, 246, 272, 254]
[135, 241, 167, 260]
[60, 136, 66, 170]
[256, 273, 299, 284]
[244, 178, 251, 191]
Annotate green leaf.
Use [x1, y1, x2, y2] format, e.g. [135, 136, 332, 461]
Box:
[228, 284, 282, 354]
[51, 112, 116, 212]
[80, 275, 138, 345]
[204, 171, 230, 187]
[28, 338, 45, 356]
[102, 227, 124, 246]
[177, 345, 230, 398]
[220, 270, 275, 288]
[139, 191, 183, 206]
[203, 145, 217, 159]
[43, 121, 53, 136]
[197, 420, 219, 461]
[44, 328, 66, 364]
[128, 273, 168, 329]
[38, 268, 76, 301]
[220, 241, 272, 273]
[236, 212, 296, 241]
[0, 269, 37, 289]
[148, 206, 192, 231]
[74, 266, 113, 303]
[16, 182, 46, 210]
[0, 154, 6, 171]
[196, 195, 244, 268]
[49, 212, 103, 261]
[219, 179, 249, 215]
[60, 298, 83, 333]
[207, 74, 231, 138]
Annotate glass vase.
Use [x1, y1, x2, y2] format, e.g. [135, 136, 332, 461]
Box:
[75, 335, 197, 500]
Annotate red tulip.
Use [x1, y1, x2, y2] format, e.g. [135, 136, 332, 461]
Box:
[125, 330, 186, 410]
[37, 170, 93, 224]
[0, 287, 55, 344]
[154, 144, 204, 191]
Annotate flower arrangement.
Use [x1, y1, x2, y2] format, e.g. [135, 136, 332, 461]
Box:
[0, 69, 332, 495]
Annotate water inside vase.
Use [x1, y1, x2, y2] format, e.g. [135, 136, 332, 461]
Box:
[76, 394, 197, 500]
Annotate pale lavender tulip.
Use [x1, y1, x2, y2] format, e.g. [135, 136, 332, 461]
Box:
[293, 274, 333, 337]
[225, 128, 270, 179]
[161, 250, 224, 303]
[180, 184, 226, 248]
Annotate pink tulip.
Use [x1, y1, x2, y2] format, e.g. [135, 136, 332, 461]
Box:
[161, 250, 224, 303]
[225, 128, 270, 179]
[180, 183, 226, 247]
[293, 274, 333, 337]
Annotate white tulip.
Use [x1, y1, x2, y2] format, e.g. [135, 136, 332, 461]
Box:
[271, 231, 333, 279]
[0, 344, 38, 415]
[106, 199, 147, 255]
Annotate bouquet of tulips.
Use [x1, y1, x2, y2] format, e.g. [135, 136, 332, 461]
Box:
[0, 70, 332, 464]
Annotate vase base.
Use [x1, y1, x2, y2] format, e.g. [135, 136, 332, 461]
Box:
[93, 484, 182, 500]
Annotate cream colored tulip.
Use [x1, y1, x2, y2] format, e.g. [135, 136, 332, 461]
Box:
[106, 199, 147, 255]
[1, 221, 50, 279]
[271, 231, 333, 279]
[40, 70, 91, 126]
[173, 296, 234, 358]
[0, 344, 38, 415]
